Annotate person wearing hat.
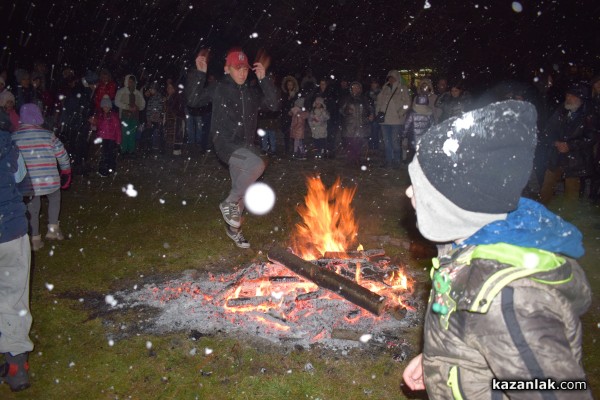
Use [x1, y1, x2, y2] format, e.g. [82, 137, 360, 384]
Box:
[93, 69, 117, 112]
[185, 48, 279, 248]
[0, 90, 19, 132]
[539, 83, 596, 204]
[339, 81, 374, 166]
[376, 70, 412, 167]
[401, 100, 592, 399]
[289, 97, 309, 160]
[12, 104, 71, 251]
[0, 110, 33, 392]
[404, 95, 434, 163]
[93, 95, 122, 177]
[308, 96, 330, 159]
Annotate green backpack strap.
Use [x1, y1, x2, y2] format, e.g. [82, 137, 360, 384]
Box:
[467, 243, 568, 313]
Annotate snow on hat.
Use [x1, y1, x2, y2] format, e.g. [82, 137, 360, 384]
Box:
[0, 90, 15, 107]
[415, 95, 429, 105]
[566, 82, 590, 100]
[19, 103, 44, 125]
[225, 49, 250, 69]
[408, 100, 537, 242]
[100, 95, 112, 109]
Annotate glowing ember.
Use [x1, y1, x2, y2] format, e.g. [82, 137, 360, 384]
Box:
[291, 176, 358, 260]
[111, 176, 418, 348]
[115, 260, 417, 348]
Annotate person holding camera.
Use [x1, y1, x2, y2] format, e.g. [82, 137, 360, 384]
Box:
[376, 70, 411, 168]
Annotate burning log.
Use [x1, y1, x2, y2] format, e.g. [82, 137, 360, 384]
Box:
[323, 249, 385, 259]
[268, 246, 386, 316]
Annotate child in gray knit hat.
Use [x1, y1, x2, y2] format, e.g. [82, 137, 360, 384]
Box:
[402, 100, 592, 399]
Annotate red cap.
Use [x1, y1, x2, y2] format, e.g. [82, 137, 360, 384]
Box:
[225, 50, 250, 69]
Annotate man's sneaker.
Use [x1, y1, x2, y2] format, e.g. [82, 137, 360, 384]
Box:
[219, 201, 241, 228]
[226, 227, 250, 249]
[45, 224, 64, 240]
[0, 352, 30, 392]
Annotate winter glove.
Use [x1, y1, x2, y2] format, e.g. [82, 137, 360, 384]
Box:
[60, 169, 72, 190]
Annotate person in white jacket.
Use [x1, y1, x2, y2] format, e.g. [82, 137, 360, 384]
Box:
[114, 74, 145, 156]
[376, 70, 411, 167]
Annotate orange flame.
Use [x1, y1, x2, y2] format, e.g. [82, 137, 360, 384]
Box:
[291, 176, 358, 260]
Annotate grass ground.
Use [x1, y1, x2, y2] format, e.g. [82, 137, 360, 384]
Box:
[2, 149, 598, 399]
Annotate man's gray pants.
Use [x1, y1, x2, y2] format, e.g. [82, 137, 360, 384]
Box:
[226, 148, 266, 213]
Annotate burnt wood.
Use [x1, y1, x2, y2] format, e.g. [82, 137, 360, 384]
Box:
[268, 246, 386, 316]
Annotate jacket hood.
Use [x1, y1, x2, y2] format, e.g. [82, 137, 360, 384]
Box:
[313, 96, 326, 109]
[386, 70, 402, 83]
[350, 81, 362, 95]
[123, 74, 137, 87]
[281, 75, 299, 94]
[464, 198, 584, 258]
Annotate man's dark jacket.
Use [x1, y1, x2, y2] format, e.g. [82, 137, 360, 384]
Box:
[185, 70, 279, 162]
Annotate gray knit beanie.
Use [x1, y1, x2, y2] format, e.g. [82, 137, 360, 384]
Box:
[408, 100, 537, 242]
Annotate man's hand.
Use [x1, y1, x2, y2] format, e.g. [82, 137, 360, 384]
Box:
[253, 48, 270, 80]
[195, 49, 209, 72]
[554, 141, 569, 153]
[402, 353, 425, 391]
[253, 63, 266, 81]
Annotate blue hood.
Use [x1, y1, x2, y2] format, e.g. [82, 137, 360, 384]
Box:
[463, 198, 584, 258]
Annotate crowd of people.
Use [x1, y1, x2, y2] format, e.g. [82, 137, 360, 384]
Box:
[1, 58, 598, 199]
[0, 51, 599, 394]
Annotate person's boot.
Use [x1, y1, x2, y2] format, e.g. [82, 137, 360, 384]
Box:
[0, 352, 30, 392]
[45, 223, 64, 240]
[30, 235, 44, 251]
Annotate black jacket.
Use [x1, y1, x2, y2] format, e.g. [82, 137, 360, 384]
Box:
[0, 128, 27, 244]
[185, 70, 279, 162]
[542, 103, 596, 177]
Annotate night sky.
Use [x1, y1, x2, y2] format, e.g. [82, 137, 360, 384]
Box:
[1, 0, 599, 88]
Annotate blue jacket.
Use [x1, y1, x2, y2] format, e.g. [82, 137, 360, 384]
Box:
[0, 129, 27, 244]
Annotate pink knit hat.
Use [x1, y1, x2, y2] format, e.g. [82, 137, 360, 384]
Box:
[19, 103, 44, 125]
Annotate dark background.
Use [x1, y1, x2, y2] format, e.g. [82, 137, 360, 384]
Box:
[1, 0, 599, 88]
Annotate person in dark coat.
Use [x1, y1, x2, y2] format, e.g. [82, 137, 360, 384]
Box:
[339, 81, 374, 166]
[185, 48, 279, 248]
[539, 83, 596, 204]
[0, 110, 33, 392]
[58, 75, 96, 175]
[280, 75, 299, 156]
